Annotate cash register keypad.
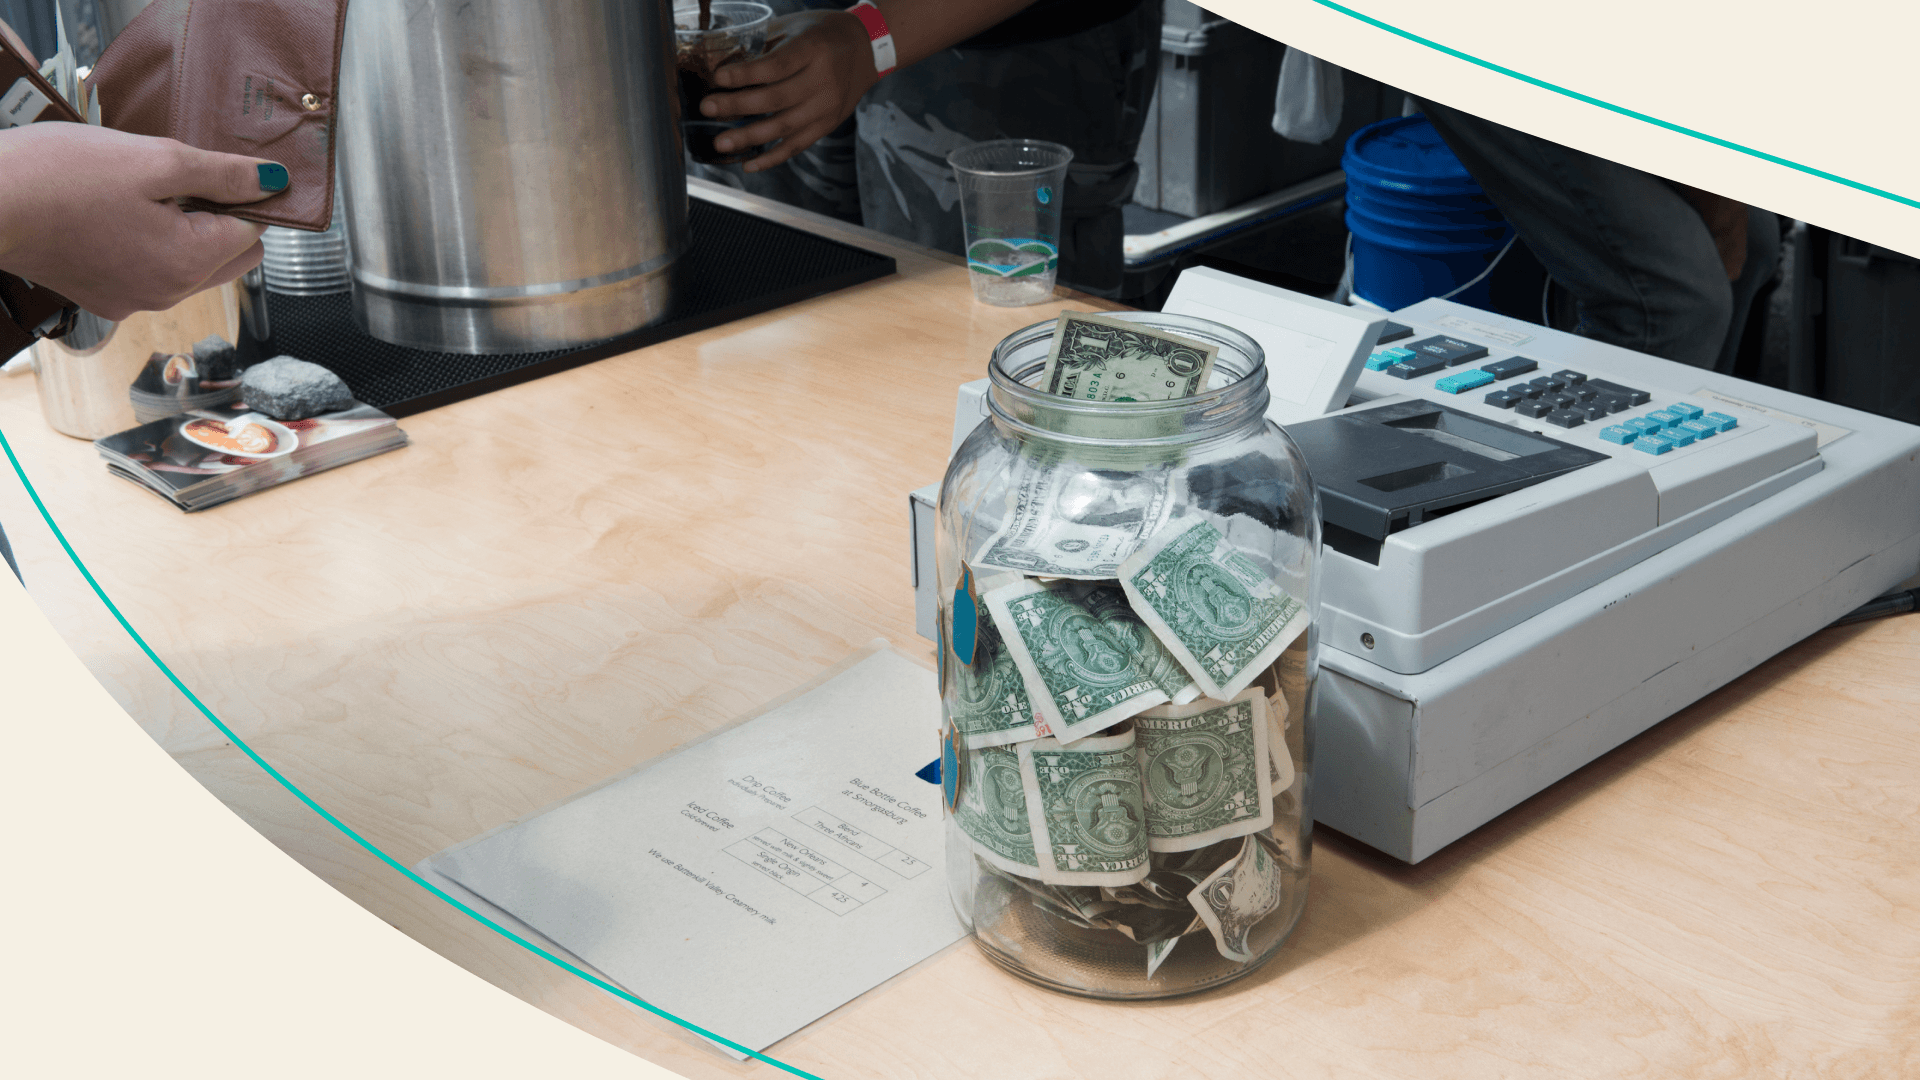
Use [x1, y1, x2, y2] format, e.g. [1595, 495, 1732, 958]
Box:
[1369, 328, 1707, 442]
[1476, 364, 1653, 428]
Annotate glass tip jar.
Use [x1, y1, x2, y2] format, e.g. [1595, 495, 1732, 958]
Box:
[936, 312, 1322, 999]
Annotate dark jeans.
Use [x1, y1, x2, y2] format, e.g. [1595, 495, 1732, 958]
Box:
[1421, 99, 1779, 372]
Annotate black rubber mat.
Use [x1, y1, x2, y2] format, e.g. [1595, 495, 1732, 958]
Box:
[254, 200, 895, 417]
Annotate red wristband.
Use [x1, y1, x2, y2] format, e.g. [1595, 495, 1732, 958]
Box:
[847, 1, 897, 77]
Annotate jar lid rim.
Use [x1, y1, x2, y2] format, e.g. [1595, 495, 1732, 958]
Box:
[985, 312, 1269, 444]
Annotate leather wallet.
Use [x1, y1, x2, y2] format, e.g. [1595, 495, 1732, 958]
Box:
[88, 0, 350, 233]
[0, 1, 348, 352]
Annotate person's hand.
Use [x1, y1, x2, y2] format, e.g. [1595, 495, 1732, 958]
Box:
[699, 11, 878, 173]
[0, 123, 287, 320]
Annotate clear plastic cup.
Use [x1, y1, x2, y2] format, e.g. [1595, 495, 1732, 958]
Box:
[673, 2, 773, 165]
[948, 140, 1074, 307]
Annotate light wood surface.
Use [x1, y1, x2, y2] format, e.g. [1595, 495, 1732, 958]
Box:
[1, 183, 1915, 1079]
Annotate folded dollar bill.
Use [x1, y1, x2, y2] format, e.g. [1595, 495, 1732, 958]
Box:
[1136, 690, 1275, 852]
[953, 729, 1153, 887]
[1186, 833, 1284, 963]
[948, 590, 1048, 749]
[953, 742, 1042, 881]
[985, 577, 1199, 744]
[1040, 311, 1218, 402]
[1019, 729, 1152, 886]
[1120, 516, 1310, 702]
[1264, 681, 1296, 793]
[972, 443, 1176, 580]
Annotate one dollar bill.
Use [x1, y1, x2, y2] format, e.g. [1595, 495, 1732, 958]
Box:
[1135, 689, 1274, 852]
[1018, 728, 1152, 886]
[948, 589, 1046, 749]
[953, 730, 1153, 887]
[1040, 311, 1218, 402]
[1186, 833, 1284, 963]
[952, 743, 1041, 880]
[1120, 516, 1310, 702]
[984, 578, 1198, 744]
[972, 443, 1175, 580]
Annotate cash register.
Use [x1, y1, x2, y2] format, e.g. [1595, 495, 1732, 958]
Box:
[909, 267, 1920, 862]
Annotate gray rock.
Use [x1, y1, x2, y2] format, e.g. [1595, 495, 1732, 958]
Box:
[240, 356, 354, 420]
[191, 335, 238, 381]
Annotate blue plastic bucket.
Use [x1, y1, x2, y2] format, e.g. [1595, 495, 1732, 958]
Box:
[1347, 210, 1509, 310]
[1346, 201, 1510, 248]
[1346, 183, 1497, 216]
[1346, 186, 1504, 228]
[1344, 115, 1481, 195]
[1343, 115, 1510, 310]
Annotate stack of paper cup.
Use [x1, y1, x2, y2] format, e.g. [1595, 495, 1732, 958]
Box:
[261, 189, 349, 295]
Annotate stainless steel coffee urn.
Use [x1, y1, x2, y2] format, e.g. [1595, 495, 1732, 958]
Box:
[337, 0, 688, 354]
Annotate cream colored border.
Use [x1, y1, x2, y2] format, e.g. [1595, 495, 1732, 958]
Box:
[0, 569, 685, 1078]
[1213, 0, 1920, 256]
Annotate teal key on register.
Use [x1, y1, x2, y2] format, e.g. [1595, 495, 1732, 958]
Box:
[1662, 426, 1697, 447]
[1435, 369, 1495, 394]
[1670, 402, 1705, 420]
[1600, 425, 1638, 445]
[1626, 416, 1664, 436]
[1680, 419, 1718, 439]
[1703, 411, 1738, 432]
[1648, 408, 1686, 427]
[1634, 434, 1674, 455]
[1366, 347, 1416, 371]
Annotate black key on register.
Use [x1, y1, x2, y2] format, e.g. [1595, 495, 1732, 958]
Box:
[1529, 375, 1567, 393]
[1480, 355, 1539, 380]
[1579, 404, 1611, 421]
[1516, 399, 1556, 418]
[1406, 335, 1491, 366]
[1586, 378, 1651, 406]
[1595, 393, 1632, 413]
[1546, 409, 1587, 428]
[1572, 386, 1599, 402]
[1377, 320, 1414, 344]
[1548, 391, 1578, 408]
[1484, 390, 1521, 409]
[1553, 369, 1588, 386]
[1387, 353, 1449, 378]
[1510, 382, 1544, 399]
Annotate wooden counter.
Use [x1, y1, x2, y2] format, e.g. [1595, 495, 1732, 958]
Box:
[1, 183, 1915, 1079]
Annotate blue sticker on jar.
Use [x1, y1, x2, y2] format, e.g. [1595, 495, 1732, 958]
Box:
[941, 727, 964, 812]
[951, 564, 978, 665]
[1036, 186, 1053, 205]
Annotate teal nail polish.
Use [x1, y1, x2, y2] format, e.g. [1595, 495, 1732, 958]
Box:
[257, 163, 289, 192]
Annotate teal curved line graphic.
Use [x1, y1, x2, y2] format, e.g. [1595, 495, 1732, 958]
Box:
[1309, 0, 1920, 211]
[0, 428, 821, 1080]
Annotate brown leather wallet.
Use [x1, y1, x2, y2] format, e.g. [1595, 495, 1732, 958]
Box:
[0, 1, 348, 354]
[88, 0, 349, 233]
